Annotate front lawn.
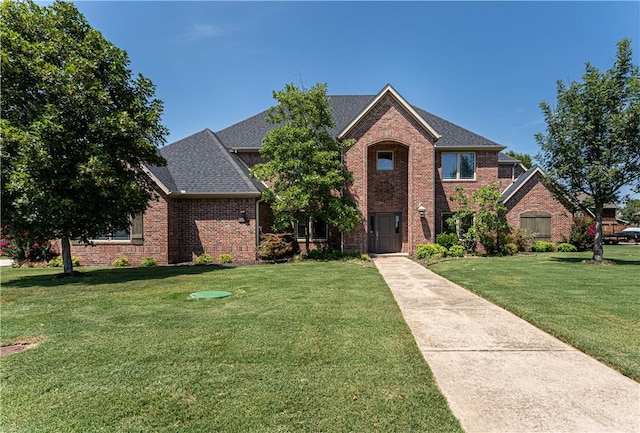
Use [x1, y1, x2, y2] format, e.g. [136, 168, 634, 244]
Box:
[429, 245, 640, 382]
[0, 262, 462, 432]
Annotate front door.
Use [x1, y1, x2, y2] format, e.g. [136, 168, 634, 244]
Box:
[370, 213, 401, 253]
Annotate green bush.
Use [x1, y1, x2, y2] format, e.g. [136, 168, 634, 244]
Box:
[140, 257, 157, 267]
[195, 253, 213, 264]
[416, 244, 447, 260]
[532, 241, 556, 252]
[305, 248, 327, 260]
[218, 253, 233, 264]
[436, 233, 459, 249]
[349, 250, 371, 261]
[112, 256, 131, 267]
[557, 243, 578, 252]
[512, 228, 536, 252]
[258, 233, 297, 261]
[48, 255, 81, 268]
[447, 244, 465, 257]
[500, 242, 519, 256]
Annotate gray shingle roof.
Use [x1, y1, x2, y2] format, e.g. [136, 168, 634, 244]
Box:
[500, 166, 542, 203]
[498, 152, 520, 163]
[151, 91, 509, 194]
[146, 129, 262, 195]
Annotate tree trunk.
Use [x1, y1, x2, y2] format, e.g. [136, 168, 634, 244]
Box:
[305, 218, 311, 256]
[592, 201, 604, 263]
[61, 237, 74, 274]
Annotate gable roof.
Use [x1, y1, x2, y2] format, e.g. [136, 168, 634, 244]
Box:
[145, 129, 263, 197]
[216, 85, 504, 151]
[500, 166, 545, 204]
[337, 84, 441, 141]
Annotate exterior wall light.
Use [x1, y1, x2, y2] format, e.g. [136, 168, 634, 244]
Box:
[239, 210, 249, 224]
[417, 202, 426, 218]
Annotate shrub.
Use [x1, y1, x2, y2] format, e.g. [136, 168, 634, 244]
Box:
[512, 228, 536, 252]
[195, 253, 213, 264]
[218, 253, 233, 264]
[112, 256, 131, 267]
[436, 233, 459, 249]
[349, 250, 371, 261]
[500, 242, 519, 256]
[258, 233, 297, 261]
[447, 245, 465, 258]
[1, 227, 56, 263]
[140, 257, 157, 267]
[48, 256, 81, 268]
[305, 248, 327, 260]
[532, 241, 556, 252]
[569, 218, 595, 251]
[416, 244, 447, 260]
[557, 243, 578, 252]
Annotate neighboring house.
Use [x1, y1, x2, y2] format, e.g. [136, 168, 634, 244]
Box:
[68, 84, 573, 265]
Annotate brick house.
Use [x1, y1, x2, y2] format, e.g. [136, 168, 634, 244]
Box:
[69, 84, 573, 265]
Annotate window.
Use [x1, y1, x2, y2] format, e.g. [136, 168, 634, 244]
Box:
[442, 152, 475, 180]
[93, 228, 131, 241]
[520, 211, 551, 240]
[377, 151, 394, 171]
[441, 212, 473, 236]
[88, 215, 143, 245]
[296, 218, 328, 240]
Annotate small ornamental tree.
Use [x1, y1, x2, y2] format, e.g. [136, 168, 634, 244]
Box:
[536, 39, 640, 263]
[450, 184, 510, 255]
[251, 82, 360, 254]
[1, 0, 167, 275]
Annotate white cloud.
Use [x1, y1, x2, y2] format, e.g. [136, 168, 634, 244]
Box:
[184, 23, 225, 40]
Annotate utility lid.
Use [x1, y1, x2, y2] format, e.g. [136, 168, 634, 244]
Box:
[190, 291, 231, 299]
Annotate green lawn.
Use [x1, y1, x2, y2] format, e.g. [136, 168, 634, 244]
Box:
[429, 245, 640, 382]
[0, 262, 462, 433]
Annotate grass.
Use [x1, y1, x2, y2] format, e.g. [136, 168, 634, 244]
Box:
[0, 262, 462, 433]
[429, 245, 640, 382]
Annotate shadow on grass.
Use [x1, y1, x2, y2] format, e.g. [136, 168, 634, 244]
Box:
[2, 264, 236, 288]
[549, 256, 640, 266]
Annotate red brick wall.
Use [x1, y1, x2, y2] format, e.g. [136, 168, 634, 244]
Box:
[497, 164, 526, 190]
[68, 191, 170, 266]
[434, 151, 499, 235]
[170, 198, 258, 263]
[236, 152, 264, 168]
[504, 172, 572, 242]
[342, 94, 436, 254]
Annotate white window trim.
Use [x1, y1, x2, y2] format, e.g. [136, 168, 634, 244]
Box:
[442, 152, 476, 181]
[376, 150, 394, 171]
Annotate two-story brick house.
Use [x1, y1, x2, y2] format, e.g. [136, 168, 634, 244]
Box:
[69, 85, 573, 265]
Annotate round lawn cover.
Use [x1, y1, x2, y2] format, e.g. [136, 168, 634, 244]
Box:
[190, 291, 231, 299]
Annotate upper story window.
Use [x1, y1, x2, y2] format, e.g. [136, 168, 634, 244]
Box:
[377, 151, 394, 171]
[442, 152, 475, 180]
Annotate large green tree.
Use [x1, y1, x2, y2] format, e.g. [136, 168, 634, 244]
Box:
[1, 0, 167, 274]
[536, 39, 640, 262]
[620, 199, 640, 224]
[251, 82, 360, 254]
[505, 150, 533, 169]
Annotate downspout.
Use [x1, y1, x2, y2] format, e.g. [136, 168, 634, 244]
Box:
[255, 198, 263, 252]
[512, 162, 517, 182]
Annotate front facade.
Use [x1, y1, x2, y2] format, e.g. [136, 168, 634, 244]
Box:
[69, 85, 573, 265]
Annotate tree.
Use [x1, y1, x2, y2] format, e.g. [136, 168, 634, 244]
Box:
[1, 0, 167, 275]
[535, 39, 640, 263]
[251, 82, 360, 254]
[449, 184, 510, 255]
[620, 199, 640, 224]
[505, 150, 533, 169]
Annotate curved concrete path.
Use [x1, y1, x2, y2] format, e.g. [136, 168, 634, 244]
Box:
[373, 255, 640, 433]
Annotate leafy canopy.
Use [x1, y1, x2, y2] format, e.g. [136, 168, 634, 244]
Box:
[251, 82, 359, 251]
[1, 0, 167, 270]
[505, 150, 533, 169]
[535, 38, 640, 262]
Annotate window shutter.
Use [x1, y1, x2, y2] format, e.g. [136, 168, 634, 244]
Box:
[131, 214, 144, 245]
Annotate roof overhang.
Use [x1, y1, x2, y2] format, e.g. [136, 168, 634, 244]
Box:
[435, 145, 506, 152]
[500, 166, 545, 204]
[337, 84, 442, 141]
[167, 191, 262, 199]
[141, 164, 171, 195]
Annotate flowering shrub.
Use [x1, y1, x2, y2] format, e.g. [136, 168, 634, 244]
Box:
[0, 227, 57, 264]
[569, 218, 595, 251]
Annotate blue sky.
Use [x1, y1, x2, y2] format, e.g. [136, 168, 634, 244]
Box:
[72, 1, 639, 199]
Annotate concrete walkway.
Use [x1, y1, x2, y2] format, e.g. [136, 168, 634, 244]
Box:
[373, 255, 640, 433]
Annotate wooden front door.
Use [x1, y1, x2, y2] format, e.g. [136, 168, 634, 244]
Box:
[370, 213, 402, 253]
